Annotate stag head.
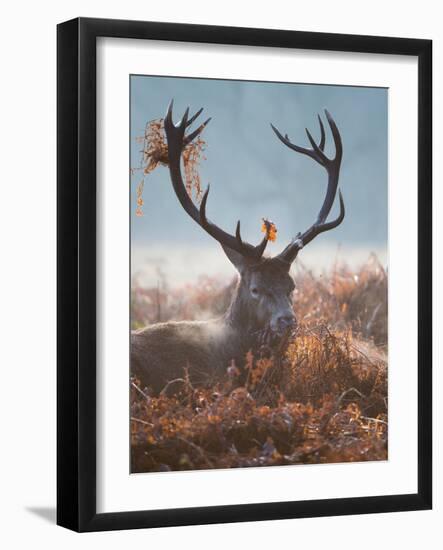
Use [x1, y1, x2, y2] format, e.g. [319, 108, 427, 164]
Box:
[164, 101, 344, 344]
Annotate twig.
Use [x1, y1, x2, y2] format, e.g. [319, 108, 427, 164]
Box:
[130, 417, 154, 427]
[160, 377, 194, 396]
[131, 381, 151, 402]
[336, 387, 366, 407]
[361, 416, 387, 426]
[365, 302, 382, 337]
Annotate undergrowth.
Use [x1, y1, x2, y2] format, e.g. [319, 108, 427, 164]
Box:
[131, 256, 388, 472]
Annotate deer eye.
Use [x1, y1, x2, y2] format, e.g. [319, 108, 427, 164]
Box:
[251, 287, 260, 298]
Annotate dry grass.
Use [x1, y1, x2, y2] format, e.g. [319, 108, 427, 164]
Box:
[131, 256, 388, 472]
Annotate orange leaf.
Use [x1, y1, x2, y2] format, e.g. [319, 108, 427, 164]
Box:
[261, 218, 278, 242]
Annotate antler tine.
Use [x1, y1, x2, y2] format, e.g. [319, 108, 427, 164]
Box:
[303, 190, 345, 244]
[165, 100, 211, 151]
[272, 110, 345, 264]
[317, 114, 326, 151]
[184, 117, 212, 146]
[164, 101, 269, 260]
[271, 112, 326, 162]
[270, 123, 315, 160]
[277, 190, 345, 264]
[186, 107, 203, 127]
[199, 186, 268, 259]
[324, 109, 343, 163]
[305, 127, 328, 166]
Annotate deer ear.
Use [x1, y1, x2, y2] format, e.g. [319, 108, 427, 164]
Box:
[221, 245, 251, 273]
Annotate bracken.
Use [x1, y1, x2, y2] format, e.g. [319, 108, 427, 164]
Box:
[130, 258, 388, 472]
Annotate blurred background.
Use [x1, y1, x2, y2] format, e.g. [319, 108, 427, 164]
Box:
[130, 75, 387, 287]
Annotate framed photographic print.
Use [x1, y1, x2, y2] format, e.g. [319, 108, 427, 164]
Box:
[57, 17, 432, 532]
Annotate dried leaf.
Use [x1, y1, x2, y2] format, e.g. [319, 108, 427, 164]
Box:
[261, 218, 278, 242]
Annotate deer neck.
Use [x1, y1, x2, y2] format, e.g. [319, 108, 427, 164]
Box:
[223, 280, 259, 339]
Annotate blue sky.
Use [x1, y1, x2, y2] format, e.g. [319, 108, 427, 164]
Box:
[130, 75, 387, 285]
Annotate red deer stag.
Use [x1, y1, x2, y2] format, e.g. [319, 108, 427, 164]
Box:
[131, 102, 344, 393]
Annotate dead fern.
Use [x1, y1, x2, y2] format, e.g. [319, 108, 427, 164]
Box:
[133, 118, 207, 216]
[130, 259, 388, 472]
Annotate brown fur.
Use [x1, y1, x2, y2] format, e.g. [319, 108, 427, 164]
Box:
[131, 256, 295, 394]
[131, 319, 247, 393]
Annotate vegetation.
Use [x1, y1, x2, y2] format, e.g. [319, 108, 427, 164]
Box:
[130, 256, 388, 472]
[131, 117, 206, 217]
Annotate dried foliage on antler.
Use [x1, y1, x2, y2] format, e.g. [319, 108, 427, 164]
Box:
[132, 118, 207, 216]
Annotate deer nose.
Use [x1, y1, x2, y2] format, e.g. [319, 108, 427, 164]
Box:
[277, 314, 296, 331]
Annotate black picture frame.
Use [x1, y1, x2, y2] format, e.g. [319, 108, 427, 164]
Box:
[57, 17, 432, 532]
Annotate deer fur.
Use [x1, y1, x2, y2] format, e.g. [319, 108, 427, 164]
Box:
[131, 253, 295, 393]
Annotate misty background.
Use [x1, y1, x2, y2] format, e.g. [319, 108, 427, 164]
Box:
[130, 75, 387, 287]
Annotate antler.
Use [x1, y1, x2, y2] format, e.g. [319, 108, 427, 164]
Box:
[271, 109, 345, 264]
[164, 100, 269, 260]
